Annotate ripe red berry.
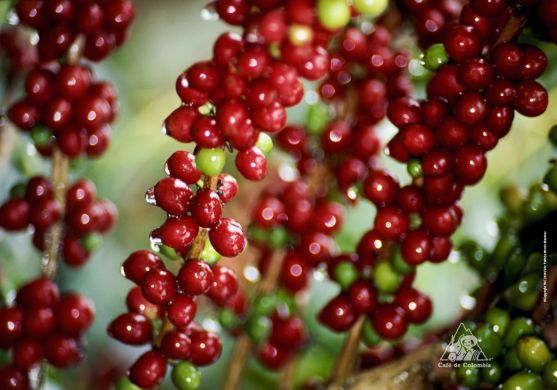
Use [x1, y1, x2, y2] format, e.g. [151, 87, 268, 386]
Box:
[318, 295, 356, 332]
[121, 250, 165, 285]
[190, 330, 222, 366]
[0, 365, 29, 390]
[165, 151, 202, 185]
[153, 177, 193, 216]
[142, 269, 177, 305]
[44, 334, 81, 368]
[0, 199, 30, 231]
[190, 189, 222, 228]
[207, 266, 239, 306]
[395, 288, 433, 324]
[363, 170, 400, 206]
[455, 144, 487, 184]
[280, 252, 310, 293]
[159, 216, 199, 253]
[17, 278, 59, 308]
[0, 307, 23, 347]
[374, 207, 409, 240]
[108, 313, 153, 345]
[128, 351, 167, 388]
[12, 337, 43, 370]
[514, 80, 548, 117]
[443, 25, 482, 63]
[126, 286, 162, 319]
[401, 124, 435, 156]
[167, 294, 197, 328]
[401, 229, 431, 265]
[372, 303, 408, 340]
[348, 281, 377, 314]
[491, 43, 523, 79]
[160, 330, 191, 360]
[177, 260, 214, 296]
[257, 342, 292, 370]
[55, 293, 95, 336]
[209, 218, 246, 257]
[236, 147, 267, 181]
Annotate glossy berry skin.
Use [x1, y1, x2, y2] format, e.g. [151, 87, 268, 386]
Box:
[0, 199, 30, 231]
[236, 147, 267, 181]
[0, 365, 29, 390]
[165, 151, 202, 185]
[269, 316, 306, 350]
[374, 207, 409, 240]
[372, 303, 408, 340]
[142, 269, 177, 305]
[491, 43, 523, 79]
[12, 338, 43, 370]
[363, 171, 399, 206]
[190, 190, 222, 228]
[395, 288, 433, 324]
[128, 351, 167, 389]
[401, 125, 435, 156]
[455, 145, 487, 185]
[443, 25, 482, 63]
[401, 229, 431, 265]
[217, 174, 238, 203]
[318, 295, 356, 332]
[455, 92, 488, 124]
[257, 342, 291, 370]
[44, 334, 81, 368]
[177, 260, 214, 296]
[153, 177, 193, 216]
[108, 313, 153, 345]
[167, 295, 197, 328]
[17, 278, 59, 308]
[280, 252, 310, 293]
[159, 216, 199, 253]
[161, 330, 191, 360]
[209, 218, 246, 257]
[348, 281, 377, 314]
[55, 293, 95, 336]
[458, 58, 493, 90]
[121, 250, 165, 284]
[515, 80, 548, 117]
[189, 331, 222, 366]
[0, 307, 24, 347]
[207, 266, 239, 306]
[126, 286, 162, 319]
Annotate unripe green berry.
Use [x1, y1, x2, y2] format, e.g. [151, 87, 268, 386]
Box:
[9, 183, 26, 199]
[248, 225, 270, 243]
[115, 377, 141, 390]
[334, 261, 360, 290]
[500, 185, 526, 214]
[252, 295, 277, 318]
[31, 126, 53, 147]
[218, 308, 239, 330]
[353, 0, 388, 17]
[502, 372, 543, 390]
[475, 324, 502, 359]
[199, 239, 221, 265]
[485, 307, 510, 335]
[246, 315, 271, 344]
[171, 361, 201, 390]
[195, 148, 226, 177]
[407, 158, 423, 179]
[317, 0, 351, 30]
[504, 349, 523, 371]
[545, 165, 557, 194]
[482, 362, 502, 384]
[391, 248, 415, 275]
[269, 227, 290, 249]
[256, 133, 273, 156]
[422, 43, 449, 71]
[516, 336, 551, 372]
[307, 101, 330, 135]
[459, 240, 490, 272]
[372, 261, 401, 294]
[504, 274, 539, 311]
[504, 317, 536, 348]
[543, 360, 557, 389]
[81, 233, 102, 252]
[362, 319, 381, 347]
[455, 365, 480, 388]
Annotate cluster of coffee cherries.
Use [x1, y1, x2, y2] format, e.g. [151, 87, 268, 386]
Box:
[0, 176, 116, 266]
[109, 249, 242, 389]
[0, 278, 94, 388]
[0, 26, 37, 72]
[7, 64, 117, 158]
[14, 0, 134, 61]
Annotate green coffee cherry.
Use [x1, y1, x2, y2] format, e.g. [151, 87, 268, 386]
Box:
[307, 101, 330, 135]
[523, 252, 544, 275]
[516, 336, 551, 372]
[391, 248, 415, 275]
[9, 183, 26, 199]
[500, 185, 526, 215]
[30, 126, 53, 147]
[353, 0, 388, 16]
[502, 372, 543, 390]
[543, 360, 557, 389]
[493, 234, 518, 270]
[195, 148, 226, 176]
[504, 274, 539, 311]
[372, 261, 401, 294]
[550, 125, 557, 147]
[81, 233, 102, 252]
[171, 361, 201, 390]
[159, 244, 180, 260]
[248, 225, 270, 243]
[523, 184, 549, 221]
[504, 248, 526, 284]
[252, 295, 277, 318]
[455, 365, 480, 388]
[475, 324, 502, 359]
[505, 349, 524, 372]
[334, 261, 360, 290]
[218, 308, 239, 331]
[256, 133, 273, 156]
[407, 159, 423, 179]
[504, 317, 536, 348]
[422, 43, 449, 71]
[485, 307, 510, 335]
[275, 289, 295, 315]
[459, 240, 490, 272]
[317, 0, 351, 30]
[269, 227, 290, 249]
[362, 319, 380, 347]
[482, 362, 502, 384]
[246, 315, 271, 344]
[199, 239, 221, 265]
[114, 377, 141, 390]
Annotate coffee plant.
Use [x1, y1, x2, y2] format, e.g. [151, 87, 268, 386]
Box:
[1, 0, 557, 389]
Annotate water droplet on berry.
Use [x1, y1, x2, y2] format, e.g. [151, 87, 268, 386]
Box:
[200, 3, 218, 21]
[149, 234, 162, 252]
[161, 124, 169, 135]
[145, 187, 156, 205]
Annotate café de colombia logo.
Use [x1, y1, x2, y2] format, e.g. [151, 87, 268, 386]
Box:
[438, 323, 492, 368]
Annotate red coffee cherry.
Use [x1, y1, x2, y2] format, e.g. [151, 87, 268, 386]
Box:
[190, 189, 223, 228]
[153, 177, 193, 216]
[395, 288, 433, 324]
[190, 330, 222, 366]
[207, 266, 239, 306]
[44, 334, 81, 368]
[167, 294, 197, 328]
[108, 313, 153, 345]
[0, 307, 24, 348]
[372, 303, 408, 340]
[55, 293, 95, 336]
[142, 269, 177, 305]
[236, 147, 267, 181]
[318, 295, 356, 332]
[160, 330, 191, 360]
[443, 25, 482, 63]
[374, 207, 409, 240]
[121, 250, 165, 285]
[177, 260, 214, 296]
[165, 151, 202, 185]
[126, 286, 162, 319]
[0, 199, 30, 231]
[12, 337, 43, 370]
[280, 252, 310, 293]
[209, 218, 246, 257]
[363, 170, 400, 206]
[17, 278, 59, 308]
[348, 281, 377, 314]
[128, 351, 167, 388]
[401, 229, 431, 265]
[257, 342, 292, 370]
[0, 365, 29, 390]
[159, 216, 199, 253]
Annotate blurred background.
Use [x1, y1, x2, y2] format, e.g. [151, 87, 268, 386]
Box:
[1, 0, 557, 388]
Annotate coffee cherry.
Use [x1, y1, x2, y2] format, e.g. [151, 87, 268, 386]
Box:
[257, 342, 291, 370]
[142, 269, 177, 305]
[543, 361, 557, 389]
[516, 336, 551, 372]
[128, 351, 167, 388]
[165, 151, 202, 185]
[209, 218, 246, 257]
[207, 266, 239, 306]
[167, 295, 197, 328]
[44, 334, 81, 368]
[501, 372, 543, 390]
[455, 92, 488, 124]
[121, 250, 165, 285]
[484, 307, 510, 335]
[280, 252, 310, 293]
[395, 288, 432, 323]
[455, 144, 487, 184]
[217, 174, 238, 203]
[363, 171, 399, 206]
[195, 148, 226, 177]
[159, 216, 199, 253]
[443, 25, 482, 63]
[374, 207, 409, 240]
[236, 147, 267, 181]
[353, 0, 388, 16]
[108, 313, 153, 345]
[0, 365, 29, 390]
[422, 43, 449, 71]
[190, 331, 222, 366]
[372, 261, 401, 293]
[491, 43, 523, 79]
[177, 260, 214, 296]
[0, 199, 30, 231]
[12, 337, 43, 370]
[348, 281, 376, 314]
[126, 286, 162, 319]
[401, 229, 431, 265]
[171, 361, 200, 390]
[318, 295, 356, 332]
[515, 80, 548, 117]
[475, 324, 502, 358]
[17, 278, 59, 308]
[401, 124, 435, 156]
[161, 330, 191, 360]
[456, 365, 480, 388]
[372, 303, 408, 340]
[56, 293, 95, 336]
[270, 316, 306, 349]
[334, 261, 359, 290]
[317, 0, 351, 30]
[0, 307, 23, 347]
[153, 177, 193, 216]
[503, 317, 534, 347]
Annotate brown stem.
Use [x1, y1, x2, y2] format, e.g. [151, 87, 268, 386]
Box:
[490, 6, 529, 49]
[223, 335, 252, 390]
[328, 316, 366, 390]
